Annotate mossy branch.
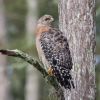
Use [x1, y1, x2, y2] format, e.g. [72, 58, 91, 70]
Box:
[0, 49, 64, 100]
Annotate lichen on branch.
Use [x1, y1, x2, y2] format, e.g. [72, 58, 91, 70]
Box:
[0, 49, 64, 100]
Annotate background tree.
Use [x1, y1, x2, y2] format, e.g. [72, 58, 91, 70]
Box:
[0, 0, 10, 100]
[59, 0, 95, 100]
[25, 0, 40, 100]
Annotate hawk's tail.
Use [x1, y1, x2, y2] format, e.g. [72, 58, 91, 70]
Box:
[54, 68, 75, 89]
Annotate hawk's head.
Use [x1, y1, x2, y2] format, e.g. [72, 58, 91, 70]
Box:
[38, 15, 54, 26]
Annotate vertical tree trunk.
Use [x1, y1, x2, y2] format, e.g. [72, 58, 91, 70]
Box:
[0, 0, 9, 100]
[58, 0, 96, 100]
[25, 0, 39, 100]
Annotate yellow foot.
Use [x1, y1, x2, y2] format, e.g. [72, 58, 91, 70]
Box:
[48, 67, 53, 76]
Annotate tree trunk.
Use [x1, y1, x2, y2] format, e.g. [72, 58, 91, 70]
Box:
[0, 0, 9, 100]
[58, 0, 96, 100]
[25, 0, 39, 100]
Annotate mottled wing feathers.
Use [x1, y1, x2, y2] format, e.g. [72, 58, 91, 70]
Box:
[40, 28, 72, 69]
[40, 28, 74, 89]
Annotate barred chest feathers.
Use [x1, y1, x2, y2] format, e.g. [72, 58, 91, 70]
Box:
[36, 36, 50, 70]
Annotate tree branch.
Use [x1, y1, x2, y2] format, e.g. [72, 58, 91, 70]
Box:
[0, 49, 64, 100]
[0, 49, 47, 76]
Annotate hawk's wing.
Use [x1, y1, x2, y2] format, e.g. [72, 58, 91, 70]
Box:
[40, 28, 74, 89]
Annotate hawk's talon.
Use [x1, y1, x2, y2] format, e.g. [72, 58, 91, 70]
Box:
[48, 67, 53, 76]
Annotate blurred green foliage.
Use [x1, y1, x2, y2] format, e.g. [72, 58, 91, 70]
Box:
[4, 0, 58, 100]
[3, 0, 100, 100]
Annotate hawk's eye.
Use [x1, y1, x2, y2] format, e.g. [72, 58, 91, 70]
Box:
[45, 18, 50, 21]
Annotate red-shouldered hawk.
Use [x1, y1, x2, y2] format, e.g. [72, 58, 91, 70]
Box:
[35, 15, 74, 89]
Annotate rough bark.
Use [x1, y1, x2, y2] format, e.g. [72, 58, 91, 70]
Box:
[58, 0, 96, 100]
[0, 0, 9, 100]
[25, 0, 39, 100]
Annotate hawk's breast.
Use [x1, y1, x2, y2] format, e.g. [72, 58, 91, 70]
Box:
[36, 27, 50, 71]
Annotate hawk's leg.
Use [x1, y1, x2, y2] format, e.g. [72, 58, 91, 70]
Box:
[48, 67, 53, 76]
